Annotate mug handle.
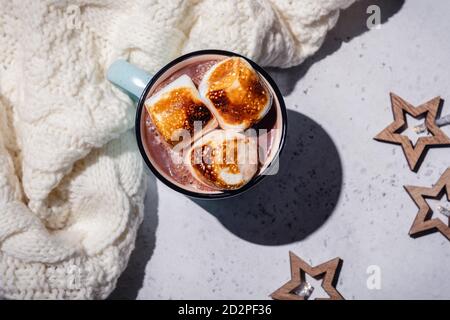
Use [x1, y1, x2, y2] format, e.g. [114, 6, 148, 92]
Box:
[107, 60, 153, 101]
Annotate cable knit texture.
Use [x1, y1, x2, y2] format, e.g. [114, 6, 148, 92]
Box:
[0, 0, 354, 300]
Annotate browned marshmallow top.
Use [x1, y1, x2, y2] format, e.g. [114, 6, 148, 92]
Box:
[145, 75, 215, 147]
[200, 57, 271, 130]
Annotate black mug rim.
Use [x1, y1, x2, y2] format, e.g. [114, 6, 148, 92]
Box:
[135, 49, 288, 199]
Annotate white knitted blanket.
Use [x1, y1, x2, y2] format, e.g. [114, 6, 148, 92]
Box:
[0, 0, 354, 299]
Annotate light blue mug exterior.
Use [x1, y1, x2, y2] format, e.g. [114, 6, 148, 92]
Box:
[104, 50, 288, 199]
[107, 60, 153, 101]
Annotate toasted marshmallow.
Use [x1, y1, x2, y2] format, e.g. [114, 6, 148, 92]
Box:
[145, 75, 217, 148]
[187, 130, 258, 190]
[199, 57, 272, 131]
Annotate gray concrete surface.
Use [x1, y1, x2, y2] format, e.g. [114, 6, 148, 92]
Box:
[110, 0, 450, 300]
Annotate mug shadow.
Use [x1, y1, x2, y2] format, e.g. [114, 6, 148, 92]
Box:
[193, 110, 343, 245]
[108, 174, 159, 300]
[267, 0, 405, 95]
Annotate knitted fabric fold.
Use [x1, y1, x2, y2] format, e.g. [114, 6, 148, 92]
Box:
[0, 0, 354, 299]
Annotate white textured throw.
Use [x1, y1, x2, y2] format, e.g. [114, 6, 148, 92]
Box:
[0, 0, 354, 299]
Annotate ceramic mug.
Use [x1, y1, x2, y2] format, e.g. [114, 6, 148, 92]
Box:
[107, 49, 287, 199]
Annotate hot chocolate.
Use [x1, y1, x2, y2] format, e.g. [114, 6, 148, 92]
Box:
[140, 54, 283, 194]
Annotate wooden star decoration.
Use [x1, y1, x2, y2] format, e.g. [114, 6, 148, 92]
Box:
[404, 168, 450, 240]
[270, 252, 344, 300]
[374, 93, 450, 172]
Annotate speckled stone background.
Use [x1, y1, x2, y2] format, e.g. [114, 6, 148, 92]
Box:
[109, 0, 450, 300]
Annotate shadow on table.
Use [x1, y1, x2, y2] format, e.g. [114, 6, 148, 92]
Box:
[193, 110, 343, 245]
[267, 0, 405, 96]
[108, 175, 159, 300]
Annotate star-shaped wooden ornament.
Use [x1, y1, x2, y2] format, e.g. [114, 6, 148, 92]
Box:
[374, 93, 450, 172]
[270, 252, 344, 300]
[404, 168, 450, 240]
